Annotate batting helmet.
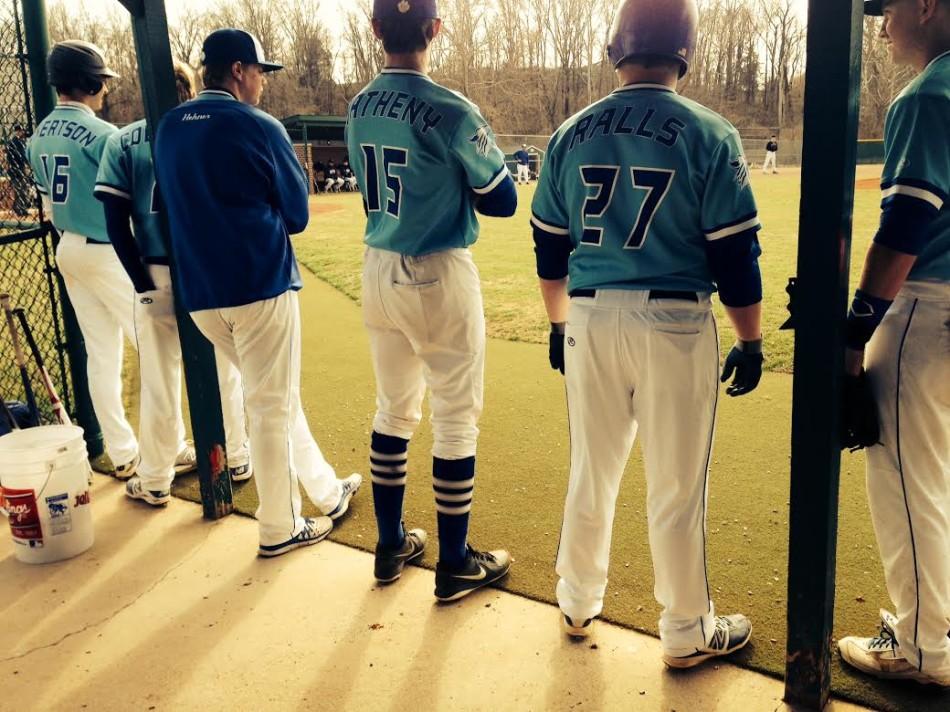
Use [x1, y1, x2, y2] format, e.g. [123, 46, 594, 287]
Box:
[606, 0, 699, 78]
[864, 1, 883, 16]
[373, 0, 439, 21]
[47, 40, 118, 94]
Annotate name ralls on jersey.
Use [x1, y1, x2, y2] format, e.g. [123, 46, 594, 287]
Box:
[349, 90, 443, 134]
[567, 105, 686, 152]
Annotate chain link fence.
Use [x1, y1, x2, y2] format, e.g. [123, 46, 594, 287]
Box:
[0, 0, 72, 423]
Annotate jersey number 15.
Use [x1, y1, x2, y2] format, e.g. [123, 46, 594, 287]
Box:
[361, 144, 408, 219]
[579, 166, 674, 249]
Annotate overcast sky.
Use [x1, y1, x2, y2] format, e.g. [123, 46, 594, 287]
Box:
[76, 0, 811, 35]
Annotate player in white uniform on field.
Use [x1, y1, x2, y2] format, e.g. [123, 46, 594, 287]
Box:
[515, 144, 531, 184]
[762, 135, 779, 174]
[347, 0, 518, 600]
[532, 0, 765, 667]
[27, 41, 142, 477]
[836, 0, 950, 688]
[154, 29, 362, 557]
[94, 63, 251, 507]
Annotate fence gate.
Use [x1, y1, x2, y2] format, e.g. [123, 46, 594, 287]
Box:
[0, 0, 73, 428]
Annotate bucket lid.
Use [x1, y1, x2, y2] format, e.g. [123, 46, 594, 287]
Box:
[0, 425, 87, 466]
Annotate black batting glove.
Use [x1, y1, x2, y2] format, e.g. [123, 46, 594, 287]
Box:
[720, 339, 764, 397]
[549, 322, 565, 375]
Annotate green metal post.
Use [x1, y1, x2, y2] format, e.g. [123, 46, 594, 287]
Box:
[120, 0, 233, 519]
[22, 0, 104, 459]
[784, 1, 864, 708]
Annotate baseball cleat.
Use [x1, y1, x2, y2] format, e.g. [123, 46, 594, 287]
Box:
[662, 614, 752, 669]
[114, 453, 141, 481]
[258, 516, 333, 558]
[124, 476, 171, 507]
[375, 527, 427, 583]
[838, 614, 950, 687]
[173, 443, 198, 475]
[229, 463, 253, 482]
[563, 614, 595, 639]
[328, 473, 363, 520]
[434, 546, 511, 602]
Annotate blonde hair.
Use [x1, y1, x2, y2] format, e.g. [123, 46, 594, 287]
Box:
[174, 61, 197, 104]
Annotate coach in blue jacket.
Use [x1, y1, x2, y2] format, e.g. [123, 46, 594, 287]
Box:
[154, 29, 361, 557]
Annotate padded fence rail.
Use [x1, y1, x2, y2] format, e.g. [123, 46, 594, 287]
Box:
[0, 0, 72, 422]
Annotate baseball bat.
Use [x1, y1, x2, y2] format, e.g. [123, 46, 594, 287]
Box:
[1, 294, 40, 427]
[15, 308, 71, 426]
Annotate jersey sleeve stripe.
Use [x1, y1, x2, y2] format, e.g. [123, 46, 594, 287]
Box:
[93, 184, 133, 201]
[472, 166, 509, 195]
[530, 213, 570, 236]
[704, 214, 761, 241]
[881, 184, 945, 211]
[881, 178, 949, 202]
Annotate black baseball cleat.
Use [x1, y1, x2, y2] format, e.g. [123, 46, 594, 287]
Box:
[662, 614, 752, 669]
[434, 546, 511, 602]
[563, 614, 595, 639]
[374, 527, 427, 583]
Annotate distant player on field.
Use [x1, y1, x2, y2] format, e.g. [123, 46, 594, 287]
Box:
[155, 29, 361, 557]
[532, 0, 765, 667]
[347, 0, 518, 601]
[762, 134, 779, 174]
[515, 143, 531, 184]
[27, 41, 141, 477]
[94, 61, 251, 507]
[836, 0, 950, 688]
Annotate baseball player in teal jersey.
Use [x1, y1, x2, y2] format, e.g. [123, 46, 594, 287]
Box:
[347, 0, 518, 601]
[837, 0, 950, 688]
[27, 41, 141, 477]
[532, 0, 764, 666]
[93, 63, 249, 507]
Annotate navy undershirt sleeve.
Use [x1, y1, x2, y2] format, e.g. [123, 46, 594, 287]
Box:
[873, 194, 940, 256]
[533, 225, 573, 280]
[474, 174, 517, 217]
[100, 195, 155, 293]
[706, 228, 763, 307]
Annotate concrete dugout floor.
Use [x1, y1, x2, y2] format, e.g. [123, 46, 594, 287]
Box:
[1, 476, 869, 712]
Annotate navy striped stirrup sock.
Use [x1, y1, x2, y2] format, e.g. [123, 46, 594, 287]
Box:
[433, 456, 475, 570]
[371, 432, 409, 550]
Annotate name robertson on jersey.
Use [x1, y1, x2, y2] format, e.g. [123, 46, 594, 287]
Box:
[37, 119, 99, 147]
[567, 106, 686, 152]
[349, 91, 443, 134]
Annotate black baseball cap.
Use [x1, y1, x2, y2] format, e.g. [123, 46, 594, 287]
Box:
[373, 0, 439, 21]
[201, 29, 283, 72]
[864, 1, 883, 16]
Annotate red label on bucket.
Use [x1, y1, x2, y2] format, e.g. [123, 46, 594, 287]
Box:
[3, 487, 44, 546]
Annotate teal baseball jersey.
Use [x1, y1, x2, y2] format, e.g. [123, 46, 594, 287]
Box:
[880, 50, 950, 283]
[345, 69, 509, 256]
[27, 102, 117, 243]
[94, 120, 166, 259]
[532, 83, 760, 294]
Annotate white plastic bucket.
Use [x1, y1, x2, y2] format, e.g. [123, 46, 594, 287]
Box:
[0, 425, 93, 564]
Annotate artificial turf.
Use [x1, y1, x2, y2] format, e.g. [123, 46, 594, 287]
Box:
[161, 270, 945, 712]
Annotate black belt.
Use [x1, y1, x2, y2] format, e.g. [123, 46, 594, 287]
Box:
[570, 288, 698, 302]
[144, 257, 170, 266]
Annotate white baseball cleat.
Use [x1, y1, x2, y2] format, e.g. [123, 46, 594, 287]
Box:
[662, 614, 752, 669]
[173, 443, 197, 475]
[125, 476, 171, 507]
[114, 453, 141, 480]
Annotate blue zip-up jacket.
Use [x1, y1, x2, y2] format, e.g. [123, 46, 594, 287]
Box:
[154, 90, 309, 312]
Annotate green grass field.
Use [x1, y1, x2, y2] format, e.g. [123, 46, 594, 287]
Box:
[293, 165, 886, 373]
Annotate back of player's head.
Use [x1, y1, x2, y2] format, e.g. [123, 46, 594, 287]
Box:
[373, 0, 440, 54]
[174, 61, 197, 105]
[200, 28, 282, 87]
[607, 0, 698, 78]
[48, 40, 119, 96]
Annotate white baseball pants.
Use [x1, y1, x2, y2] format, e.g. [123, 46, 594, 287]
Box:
[865, 280, 950, 680]
[556, 289, 720, 656]
[517, 164, 530, 184]
[362, 247, 485, 460]
[762, 151, 778, 173]
[191, 291, 343, 546]
[55, 231, 138, 466]
[132, 265, 249, 492]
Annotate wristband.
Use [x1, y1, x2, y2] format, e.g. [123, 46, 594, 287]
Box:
[551, 322, 566, 335]
[846, 289, 892, 350]
[736, 338, 763, 355]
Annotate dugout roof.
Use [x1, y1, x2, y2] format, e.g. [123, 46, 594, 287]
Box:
[282, 115, 347, 143]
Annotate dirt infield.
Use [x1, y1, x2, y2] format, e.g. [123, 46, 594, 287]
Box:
[310, 199, 345, 216]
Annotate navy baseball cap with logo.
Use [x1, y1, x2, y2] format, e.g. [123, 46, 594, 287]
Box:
[373, 0, 439, 20]
[864, 1, 883, 16]
[201, 28, 283, 72]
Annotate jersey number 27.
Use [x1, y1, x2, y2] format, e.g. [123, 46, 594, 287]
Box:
[579, 166, 674, 249]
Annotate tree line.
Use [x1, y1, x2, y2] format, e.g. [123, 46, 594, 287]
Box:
[45, 0, 909, 139]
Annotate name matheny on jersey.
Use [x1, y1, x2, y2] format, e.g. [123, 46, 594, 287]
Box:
[349, 91, 443, 134]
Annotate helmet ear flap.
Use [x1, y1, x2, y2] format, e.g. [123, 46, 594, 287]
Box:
[82, 76, 104, 96]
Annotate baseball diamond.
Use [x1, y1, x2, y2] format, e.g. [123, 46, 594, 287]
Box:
[3, 0, 949, 711]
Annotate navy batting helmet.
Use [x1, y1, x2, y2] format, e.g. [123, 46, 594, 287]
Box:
[48, 40, 118, 93]
[373, 0, 439, 21]
[606, 0, 699, 78]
